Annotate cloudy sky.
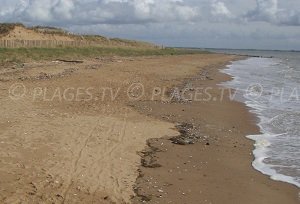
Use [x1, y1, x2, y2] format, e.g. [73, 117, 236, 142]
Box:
[1, 0, 300, 50]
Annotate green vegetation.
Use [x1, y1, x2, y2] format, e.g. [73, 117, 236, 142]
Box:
[0, 47, 210, 65]
[31, 26, 68, 35]
[0, 23, 160, 49]
[0, 23, 24, 35]
[0, 23, 211, 64]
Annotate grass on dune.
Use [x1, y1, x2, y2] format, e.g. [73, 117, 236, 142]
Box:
[0, 47, 210, 65]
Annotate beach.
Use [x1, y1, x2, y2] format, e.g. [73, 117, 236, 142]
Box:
[0, 54, 298, 203]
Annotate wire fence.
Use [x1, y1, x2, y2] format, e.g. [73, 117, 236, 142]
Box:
[0, 40, 95, 48]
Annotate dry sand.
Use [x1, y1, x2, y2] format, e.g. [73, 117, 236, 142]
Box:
[0, 54, 298, 204]
[2, 26, 74, 41]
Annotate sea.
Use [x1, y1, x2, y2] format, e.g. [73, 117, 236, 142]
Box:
[211, 49, 300, 188]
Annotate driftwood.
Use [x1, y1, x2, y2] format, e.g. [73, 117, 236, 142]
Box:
[56, 59, 84, 63]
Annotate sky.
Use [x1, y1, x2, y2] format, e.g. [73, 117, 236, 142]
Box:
[1, 0, 300, 50]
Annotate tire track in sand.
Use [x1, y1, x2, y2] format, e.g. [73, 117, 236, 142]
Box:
[92, 112, 128, 201]
[62, 111, 128, 203]
[62, 118, 101, 204]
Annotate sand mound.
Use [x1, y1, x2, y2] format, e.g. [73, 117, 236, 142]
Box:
[1, 25, 73, 41]
[0, 23, 156, 48]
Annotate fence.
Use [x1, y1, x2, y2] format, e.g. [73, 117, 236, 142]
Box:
[0, 40, 95, 48]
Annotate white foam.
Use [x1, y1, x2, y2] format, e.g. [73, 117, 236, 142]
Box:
[223, 57, 300, 188]
[248, 133, 300, 188]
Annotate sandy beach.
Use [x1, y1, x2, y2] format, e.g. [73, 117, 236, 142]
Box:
[0, 54, 298, 203]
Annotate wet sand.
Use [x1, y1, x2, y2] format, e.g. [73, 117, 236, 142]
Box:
[131, 57, 299, 203]
[0, 54, 298, 203]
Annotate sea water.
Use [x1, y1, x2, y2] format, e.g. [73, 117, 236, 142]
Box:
[219, 50, 300, 188]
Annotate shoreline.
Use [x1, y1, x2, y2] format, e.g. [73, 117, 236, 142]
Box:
[132, 56, 299, 203]
[222, 58, 300, 189]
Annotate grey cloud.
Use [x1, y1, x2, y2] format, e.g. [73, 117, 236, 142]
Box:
[1, 0, 300, 26]
[1, 0, 201, 25]
[246, 0, 300, 26]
